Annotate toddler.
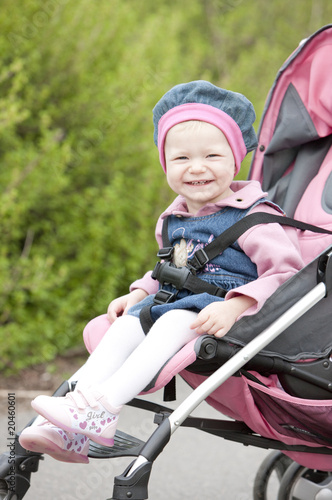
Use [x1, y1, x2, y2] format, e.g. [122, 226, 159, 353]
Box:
[19, 81, 304, 463]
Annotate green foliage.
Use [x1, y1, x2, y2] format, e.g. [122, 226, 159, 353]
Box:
[1, 0, 331, 373]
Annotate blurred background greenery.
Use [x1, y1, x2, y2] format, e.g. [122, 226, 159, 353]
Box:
[1, 0, 331, 373]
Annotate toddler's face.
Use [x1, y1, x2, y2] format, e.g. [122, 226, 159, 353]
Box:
[164, 121, 236, 214]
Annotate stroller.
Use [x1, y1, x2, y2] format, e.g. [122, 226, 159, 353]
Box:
[1, 23, 332, 500]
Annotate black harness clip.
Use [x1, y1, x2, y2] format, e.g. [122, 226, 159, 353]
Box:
[187, 248, 210, 271]
[152, 261, 191, 290]
[157, 247, 174, 261]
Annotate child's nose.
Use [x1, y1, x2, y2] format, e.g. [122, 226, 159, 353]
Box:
[188, 160, 206, 173]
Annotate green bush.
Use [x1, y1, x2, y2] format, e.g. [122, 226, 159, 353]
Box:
[1, 0, 331, 373]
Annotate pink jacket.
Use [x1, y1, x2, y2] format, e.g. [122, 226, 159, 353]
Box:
[130, 181, 304, 317]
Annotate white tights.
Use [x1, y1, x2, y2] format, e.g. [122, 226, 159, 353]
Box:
[75, 310, 200, 407]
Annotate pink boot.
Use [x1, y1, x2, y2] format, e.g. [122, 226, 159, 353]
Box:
[31, 386, 121, 447]
[19, 419, 89, 464]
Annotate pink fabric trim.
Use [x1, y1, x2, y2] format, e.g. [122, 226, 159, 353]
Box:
[250, 29, 332, 183]
[181, 370, 332, 471]
[141, 338, 198, 395]
[157, 103, 247, 175]
[83, 314, 111, 354]
[294, 147, 332, 264]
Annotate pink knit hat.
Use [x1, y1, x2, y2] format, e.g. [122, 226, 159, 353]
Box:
[157, 102, 247, 175]
[153, 81, 258, 175]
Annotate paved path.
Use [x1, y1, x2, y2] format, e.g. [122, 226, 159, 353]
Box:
[0, 378, 272, 500]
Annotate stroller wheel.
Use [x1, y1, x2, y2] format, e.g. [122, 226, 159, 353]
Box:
[253, 451, 293, 499]
[0, 480, 18, 500]
[277, 463, 332, 499]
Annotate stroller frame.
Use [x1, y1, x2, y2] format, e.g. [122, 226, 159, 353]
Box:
[110, 266, 332, 500]
[1, 252, 332, 500]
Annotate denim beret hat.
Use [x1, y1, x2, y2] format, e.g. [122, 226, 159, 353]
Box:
[153, 80, 258, 174]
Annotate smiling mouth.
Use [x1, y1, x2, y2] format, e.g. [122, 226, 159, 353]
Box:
[186, 180, 213, 186]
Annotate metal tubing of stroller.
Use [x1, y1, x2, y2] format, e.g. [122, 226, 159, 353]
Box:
[168, 281, 327, 433]
[123, 282, 326, 482]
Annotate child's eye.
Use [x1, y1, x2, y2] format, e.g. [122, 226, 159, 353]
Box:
[176, 156, 188, 160]
[207, 154, 220, 158]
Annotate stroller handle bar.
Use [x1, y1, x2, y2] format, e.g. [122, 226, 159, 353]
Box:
[126, 281, 327, 479]
[168, 281, 327, 431]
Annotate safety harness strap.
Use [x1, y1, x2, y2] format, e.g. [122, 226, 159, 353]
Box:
[139, 304, 155, 334]
[187, 212, 332, 272]
[139, 212, 332, 335]
[151, 261, 227, 299]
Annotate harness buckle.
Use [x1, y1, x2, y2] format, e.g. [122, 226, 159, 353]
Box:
[151, 262, 162, 281]
[157, 247, 174, 260]
[188, 248, 210, 271]
[152, 261, 191, 290]
[154, 289, 176, 304]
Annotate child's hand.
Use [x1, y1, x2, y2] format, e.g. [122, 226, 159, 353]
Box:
[190, 296, 257, 338]
[107, 289, 148, 323]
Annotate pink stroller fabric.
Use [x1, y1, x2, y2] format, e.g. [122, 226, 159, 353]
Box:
[181, 371, 332, 471]
[83, 25, 332, 471]
[250, 25, 332, 263]
[83, 313, 332, 470]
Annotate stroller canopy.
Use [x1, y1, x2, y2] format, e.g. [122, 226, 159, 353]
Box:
[225, 25, 332, 361]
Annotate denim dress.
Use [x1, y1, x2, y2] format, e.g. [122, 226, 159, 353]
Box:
[128, 203, 262, 324]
